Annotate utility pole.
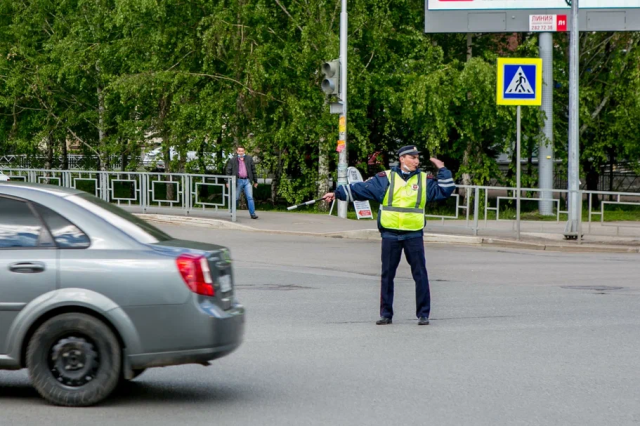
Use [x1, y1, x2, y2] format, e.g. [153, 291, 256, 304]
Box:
[337, 0, 348, 219]
[539, 32, 554, 216]
[565, 0, 581, 238]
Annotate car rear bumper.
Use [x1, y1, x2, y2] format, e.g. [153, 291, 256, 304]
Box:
[127, 342, 242, 369]
[126, 302, 245, 370]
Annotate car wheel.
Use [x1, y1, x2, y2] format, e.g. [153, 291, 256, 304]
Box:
[26, 313, 122, 407]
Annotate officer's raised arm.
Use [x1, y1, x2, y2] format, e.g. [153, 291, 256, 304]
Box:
[427, 157, 456, 201]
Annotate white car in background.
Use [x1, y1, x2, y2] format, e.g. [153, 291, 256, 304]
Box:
[142, 147, 228, 172]
[0, 172, 10, 182]
[142, 147, 199, 170]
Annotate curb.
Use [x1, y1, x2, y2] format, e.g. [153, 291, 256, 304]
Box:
[135, 214, 255, 231]
[136, 214, 640, 254]
[481, 238, 640, 253]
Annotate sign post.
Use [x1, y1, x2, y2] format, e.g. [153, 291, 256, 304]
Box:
[497, 58, 543, 240]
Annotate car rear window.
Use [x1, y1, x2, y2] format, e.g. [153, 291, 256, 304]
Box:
[0, 196, 53, 248]
[68, 193, 172, 244]
[34, 203, 91, 249]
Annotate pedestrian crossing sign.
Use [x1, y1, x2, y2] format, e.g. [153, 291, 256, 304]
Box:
[497, 58, 543, 106]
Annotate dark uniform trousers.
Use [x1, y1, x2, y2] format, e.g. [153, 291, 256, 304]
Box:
[380, 236, 431, 319]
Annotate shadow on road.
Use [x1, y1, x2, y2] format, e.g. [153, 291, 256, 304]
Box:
[0, 377, 250, 407]
[104, 380, 247, 406]
[0, 382, 41, 402]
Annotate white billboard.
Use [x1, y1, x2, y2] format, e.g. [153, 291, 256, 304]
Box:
[428, 0, 640, 10]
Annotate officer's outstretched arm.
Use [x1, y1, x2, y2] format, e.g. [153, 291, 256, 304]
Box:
[334, 173, 389, 203]
[427, 167, 456, 201]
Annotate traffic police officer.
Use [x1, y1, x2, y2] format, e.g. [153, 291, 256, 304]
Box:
[323, 146, 456, 325]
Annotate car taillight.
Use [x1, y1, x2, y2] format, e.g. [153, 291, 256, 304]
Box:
[176, 254, 215, 297]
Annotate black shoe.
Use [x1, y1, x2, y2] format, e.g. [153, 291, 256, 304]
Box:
[251, 214, 259, 219]
[376, 317, 392, 325]
[418, 317, 430, 326]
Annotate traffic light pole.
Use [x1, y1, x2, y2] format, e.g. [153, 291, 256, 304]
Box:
[337, 0, 348, 219]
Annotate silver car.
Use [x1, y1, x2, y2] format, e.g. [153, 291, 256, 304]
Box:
[0, 183, 245, 406]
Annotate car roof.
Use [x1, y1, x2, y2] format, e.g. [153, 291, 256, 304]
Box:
[0, 181, 85, 197]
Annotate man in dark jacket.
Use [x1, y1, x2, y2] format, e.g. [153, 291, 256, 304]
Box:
[225, 146, 259, 219]
[323, 146, 456, 325]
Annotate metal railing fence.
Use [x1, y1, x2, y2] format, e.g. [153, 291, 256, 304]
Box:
[425, 185, 640, 243]
[2, 168, 237, 222]
[5, 167, 640, 239]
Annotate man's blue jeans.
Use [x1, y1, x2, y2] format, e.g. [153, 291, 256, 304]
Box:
[237, 179, 256, 216]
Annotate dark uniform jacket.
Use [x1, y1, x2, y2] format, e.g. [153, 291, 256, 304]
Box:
[334, 166, 456, 240]
[225, 155, 258, 184]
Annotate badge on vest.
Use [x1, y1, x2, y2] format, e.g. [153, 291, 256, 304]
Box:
[412, 184, 419, 191]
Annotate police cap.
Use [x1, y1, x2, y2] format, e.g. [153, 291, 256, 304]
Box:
[397, 145, 420, 157]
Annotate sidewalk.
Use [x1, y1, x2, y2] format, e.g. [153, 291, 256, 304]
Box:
[137, 211, 640, 254]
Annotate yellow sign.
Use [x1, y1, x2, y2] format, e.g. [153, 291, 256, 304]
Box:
[496, 58, 543, 106]
[339, 116, 346, 133]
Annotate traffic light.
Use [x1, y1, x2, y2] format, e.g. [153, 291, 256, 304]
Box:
[321, 60, 341, 96]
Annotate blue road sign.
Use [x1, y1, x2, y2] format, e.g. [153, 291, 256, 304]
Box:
[497, 58, 543, 106]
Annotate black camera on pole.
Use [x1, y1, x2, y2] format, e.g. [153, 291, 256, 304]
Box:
[321, 60, 341, 96]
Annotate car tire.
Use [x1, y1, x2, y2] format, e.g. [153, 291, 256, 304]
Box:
[26, 313, 122, 407]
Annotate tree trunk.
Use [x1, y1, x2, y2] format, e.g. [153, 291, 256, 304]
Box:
[527, 142, 533, 181]
[158, 95, 174, 201]
[45, 135, 53, 170]
[163, 137, 174, 201]
[120, 139, 128, 172]
[585, 162, 600, 208]
[61, 137, 69, 170]
[198, 141, 206, 173]
[97, 83, 106, 172]
[317, 138, 330, 212]
[608, 148, 615, 200]
[271, 151, 284, 205]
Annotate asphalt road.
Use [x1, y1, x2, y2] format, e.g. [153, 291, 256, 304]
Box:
[2, 225, 640, 425]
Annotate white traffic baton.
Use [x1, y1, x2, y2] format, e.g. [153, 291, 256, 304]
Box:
[287, 197, 329, 211]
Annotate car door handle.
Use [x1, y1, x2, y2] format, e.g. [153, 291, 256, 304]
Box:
[8, 262, 46, 273]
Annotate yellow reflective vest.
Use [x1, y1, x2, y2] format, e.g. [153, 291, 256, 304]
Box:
[379, 170, 428, 231]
